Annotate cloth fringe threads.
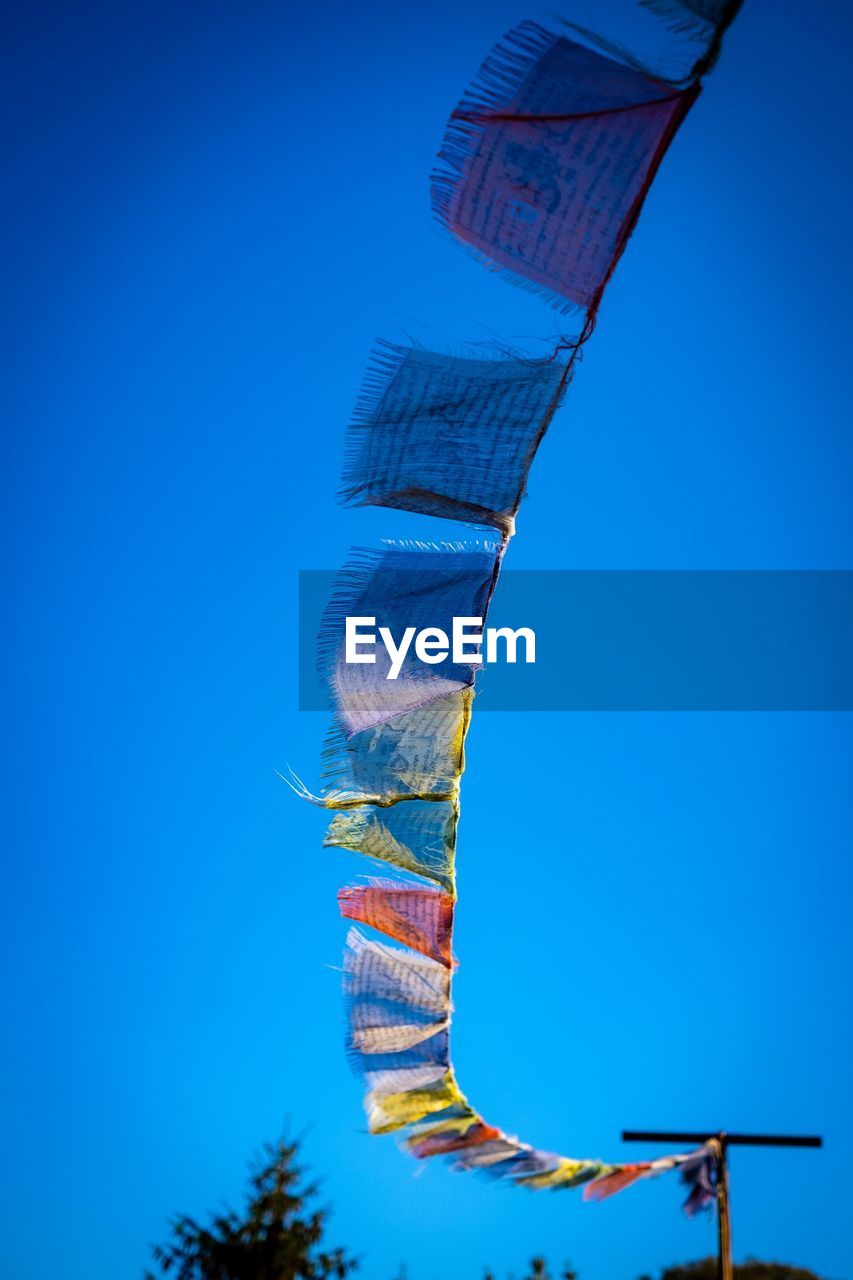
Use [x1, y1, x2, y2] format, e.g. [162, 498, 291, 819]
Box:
[293, 1, 742, 1209]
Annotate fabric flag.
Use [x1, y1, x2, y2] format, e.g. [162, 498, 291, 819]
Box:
[343, 929, 450, 1016]
[341, 341, 569, 535]
[342, 929, 452, 1074]
[338, 880, 455, 966]
[318, 542, 500, 736]
[453, 1137, 531, 1169]
[367, 1069, 468, 1135]
[404, 1102, 484, 1150]
[408, 1120, 501, 1159]
[512, 1157, 605, 1189]
[348, 1025, 451, 1081]
[316, 690, 472, 809]
[433, 23, 697, 313]
[363, 1064, 449, 1095]
[584, 1163, 653, 1200]
[680, 1141, 721, 1215]
[325, 800, 458, 894]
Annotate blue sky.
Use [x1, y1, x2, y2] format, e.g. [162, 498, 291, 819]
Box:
[3, 1, 852, 1277]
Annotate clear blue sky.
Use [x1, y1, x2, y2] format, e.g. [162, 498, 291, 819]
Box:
[3, 2, 852, 1277]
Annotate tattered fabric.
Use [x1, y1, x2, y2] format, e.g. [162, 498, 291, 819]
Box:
[338, 880, 455, 966]
[292, 0, 742, 1218]
[317, 542, 499, 736]
[298, 690, 472, 810]
[341, 341, 569, 535]
[433, 23, 696, 312]
[338, 922, 714, 1202]
[325, 800, 458, 894]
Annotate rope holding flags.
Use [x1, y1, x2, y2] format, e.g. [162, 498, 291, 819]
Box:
[290, 0, 743, 1210]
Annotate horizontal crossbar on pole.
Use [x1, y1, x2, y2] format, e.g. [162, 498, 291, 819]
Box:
[621, 1131, 823, 1148]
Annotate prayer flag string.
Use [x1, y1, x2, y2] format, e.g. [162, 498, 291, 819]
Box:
[290, 0, 743, 1209]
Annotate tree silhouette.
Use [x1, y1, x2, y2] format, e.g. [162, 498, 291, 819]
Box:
[484, 1258, 577, 1280]
[146, 1137, 358, 1280]
[524, 1260, 577, 1280]
[640, 1261, 827, 1280]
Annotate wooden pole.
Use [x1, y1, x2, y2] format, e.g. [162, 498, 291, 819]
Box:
[716, 1137, 732, 1280]
[620, 1129, 822, 1280]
